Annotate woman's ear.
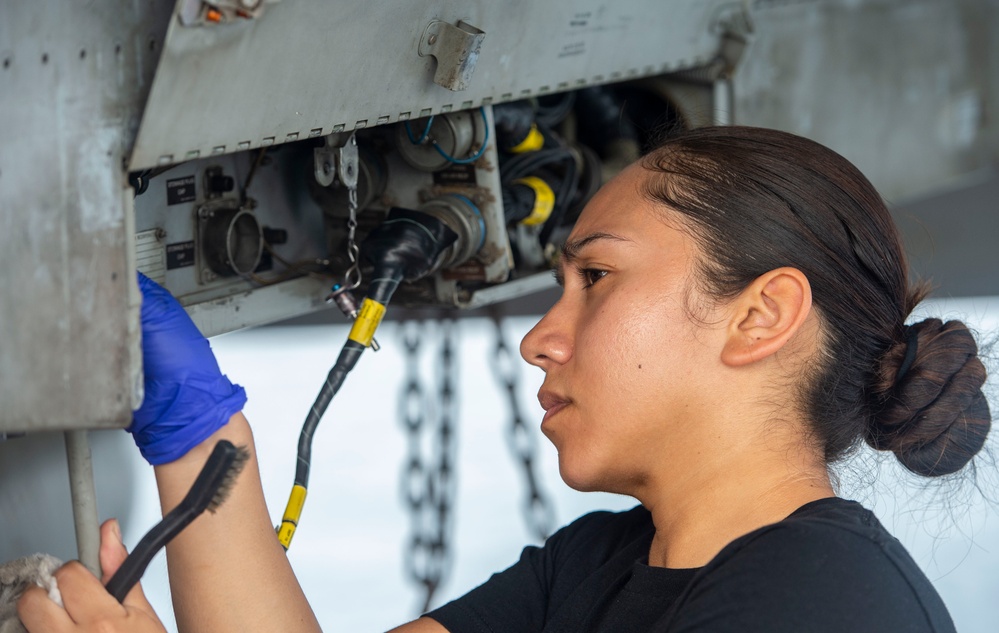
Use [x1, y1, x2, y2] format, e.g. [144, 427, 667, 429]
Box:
[721, 267, 813, 367]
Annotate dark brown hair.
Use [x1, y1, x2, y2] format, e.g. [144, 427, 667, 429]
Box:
[640, 126, 991, 477]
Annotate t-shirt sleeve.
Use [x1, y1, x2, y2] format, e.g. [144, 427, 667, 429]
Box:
[662, 521, 955, 633]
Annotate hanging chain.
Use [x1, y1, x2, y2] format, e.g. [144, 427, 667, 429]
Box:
[400, 319, 459, 614]
[328, 132, 361, 295]
[343, 183, 361, 291]
[490, 315, 556, 543]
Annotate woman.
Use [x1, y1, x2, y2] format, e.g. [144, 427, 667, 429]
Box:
[18, 126, 991, 632]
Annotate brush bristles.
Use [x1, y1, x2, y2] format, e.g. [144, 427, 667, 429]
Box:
[207, 444, 251, 514]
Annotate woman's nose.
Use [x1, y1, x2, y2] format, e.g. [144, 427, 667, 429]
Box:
[520, 301, 572, 370]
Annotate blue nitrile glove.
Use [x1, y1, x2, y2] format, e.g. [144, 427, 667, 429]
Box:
[130, 272, 247, 465]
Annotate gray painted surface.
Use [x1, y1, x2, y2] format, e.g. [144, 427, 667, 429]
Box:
[894, 172, 999, 298]
[129, 0, 729, 169]
[0, 1, 171, 432]
[734, 0, 998, 202]
[0, 430, 137, 566]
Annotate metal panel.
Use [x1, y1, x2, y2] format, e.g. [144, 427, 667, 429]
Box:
[734, 0, 999, 202]
[0, 1, 171, 432]
[132, 151, 327, 305]
[129, 0, 731, 169]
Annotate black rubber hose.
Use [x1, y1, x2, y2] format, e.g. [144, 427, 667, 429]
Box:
[361, 207, 459, 284]
[502, 183, 537, 224]
[493, 101, 536, 152]
[539, 155, 579, 246]
[574, 86, 638, 156]
[292, 208, 459, 489]
[534, 91, 576, 128]
[293, 340, 364, 488]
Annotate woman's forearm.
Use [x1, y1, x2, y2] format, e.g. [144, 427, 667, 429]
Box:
[153, 412, 321, 633]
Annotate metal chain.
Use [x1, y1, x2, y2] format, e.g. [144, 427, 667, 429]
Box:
[342, 184, 361, 290]
[326, 132, 360, 295]
[490, 316, 556, 542]
[399, 319, 459, 614]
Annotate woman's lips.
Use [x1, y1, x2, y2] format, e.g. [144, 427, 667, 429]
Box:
[538, 391, 570, 423]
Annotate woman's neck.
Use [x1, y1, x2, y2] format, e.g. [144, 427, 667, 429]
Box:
[641, 445, 835, 569]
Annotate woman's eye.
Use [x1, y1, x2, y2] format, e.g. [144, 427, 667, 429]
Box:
[578, 268, 607, 287]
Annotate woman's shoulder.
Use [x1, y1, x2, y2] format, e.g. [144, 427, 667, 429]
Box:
[725, 496, 907, 563]
[677, 497, 955, 633]
[707, 496, 931, 595]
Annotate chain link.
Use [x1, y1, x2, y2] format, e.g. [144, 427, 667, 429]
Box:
[490, 316, 556, 543]
[399, 319, 459, 613]
[342, 184, 362, 290]
[324, 132, 360, 295]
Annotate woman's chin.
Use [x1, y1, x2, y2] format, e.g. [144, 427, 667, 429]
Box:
[557, 455, 604, 493]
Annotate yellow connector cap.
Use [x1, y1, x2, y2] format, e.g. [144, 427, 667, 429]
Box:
[347, 298, 387, 347]
[277, 484, 308, 550]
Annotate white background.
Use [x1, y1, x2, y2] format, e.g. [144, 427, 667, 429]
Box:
[127, 296, 999, 632]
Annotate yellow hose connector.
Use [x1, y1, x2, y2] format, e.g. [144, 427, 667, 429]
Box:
[277, 484, 308, 550]
[509, 124, 545, 154]
[513, 176, 556, 226]
[347, 298, 387, 347]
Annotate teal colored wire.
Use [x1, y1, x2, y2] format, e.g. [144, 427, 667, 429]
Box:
[433, 107, 489, 165]
[405, 116, 435, 145]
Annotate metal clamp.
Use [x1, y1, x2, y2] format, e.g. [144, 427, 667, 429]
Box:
[314, 132, 358, 188]
[418, 20, 486, 92]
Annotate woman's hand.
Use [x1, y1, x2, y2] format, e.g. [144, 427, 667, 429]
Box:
[131, 272, 247, 465]
[17, 520, 166, 632]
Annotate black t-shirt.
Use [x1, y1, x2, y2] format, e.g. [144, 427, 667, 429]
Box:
[427, 498, 956, 632]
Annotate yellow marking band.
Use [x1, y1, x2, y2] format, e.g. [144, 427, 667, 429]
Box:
[513, 176, 556, 226]
[347, 298, 387, 347]
[509, 124, 544, 154]
[277, 484, 308, 550]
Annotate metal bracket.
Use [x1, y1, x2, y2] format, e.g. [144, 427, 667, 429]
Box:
[711, 3, 754, 77]
[313, 132, 358, 188]
[418, 20, 486, 92]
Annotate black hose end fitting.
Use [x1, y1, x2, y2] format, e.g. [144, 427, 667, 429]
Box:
[493, 101, 536, 152]
[361, 207, 459, 285]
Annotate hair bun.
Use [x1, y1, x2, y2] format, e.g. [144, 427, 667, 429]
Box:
[869, 318, 991, 476]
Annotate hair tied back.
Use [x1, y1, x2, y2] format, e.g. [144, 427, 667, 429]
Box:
[895, 326, 920, 384]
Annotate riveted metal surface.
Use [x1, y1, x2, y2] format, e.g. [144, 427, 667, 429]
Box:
[129, 0, 729, 170]
[0, 0, 172, 431]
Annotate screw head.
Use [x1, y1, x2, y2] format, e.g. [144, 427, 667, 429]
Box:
[428, 34, 438, 45]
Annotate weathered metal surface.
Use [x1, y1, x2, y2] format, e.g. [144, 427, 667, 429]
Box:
[0, 1, 171, 432]
[418, 20, 487, 92]
[129, 0, 730, 169]
[735, 0, 999, 202]
[186, 276, 336, 338]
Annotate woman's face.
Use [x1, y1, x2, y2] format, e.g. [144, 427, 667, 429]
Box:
[520, 164, 730, 495]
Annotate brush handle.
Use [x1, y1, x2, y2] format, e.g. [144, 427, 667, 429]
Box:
[105, 440, 239, 602]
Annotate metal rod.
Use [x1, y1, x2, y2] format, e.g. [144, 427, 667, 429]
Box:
[65, 430, 101, 577]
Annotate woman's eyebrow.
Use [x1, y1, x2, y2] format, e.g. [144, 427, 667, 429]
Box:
[553, 232, 633, 287]
[559, 232, 632, 265]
